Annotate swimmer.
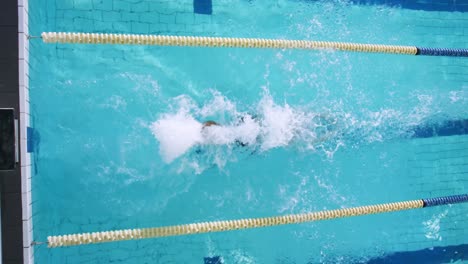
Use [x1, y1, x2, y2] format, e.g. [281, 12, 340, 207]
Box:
[201, 120, 250, 147]
[201, 113, 338, 148]
[202, 120, 219, 128]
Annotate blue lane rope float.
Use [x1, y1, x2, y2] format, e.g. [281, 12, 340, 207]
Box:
[45, 194, 468, 248]
[39, 32, 468, 57]
[423, 194, 468, 207]
[416, 47, 468, 57]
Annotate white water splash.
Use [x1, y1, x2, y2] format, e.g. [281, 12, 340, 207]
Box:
[151, 110, 203, 163]
[230, 250, 256, 264]
[259, 94, 300, 150]
[150, 91, 332, 165]
[423, 209, 448, 240]
[150, 89, 452, 170]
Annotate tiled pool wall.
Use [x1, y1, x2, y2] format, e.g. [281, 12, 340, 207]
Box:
[19, 0, 34, 263]
[49, 0, 222, 35]
[27, 0, 467, 263]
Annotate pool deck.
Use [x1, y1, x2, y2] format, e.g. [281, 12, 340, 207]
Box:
[0, 0, 32, 263]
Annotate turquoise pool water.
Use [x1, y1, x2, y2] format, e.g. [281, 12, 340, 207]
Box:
[29, 0, 468, 263]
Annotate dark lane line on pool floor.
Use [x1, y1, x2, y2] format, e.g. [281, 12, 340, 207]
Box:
[412, 119, 468, 139]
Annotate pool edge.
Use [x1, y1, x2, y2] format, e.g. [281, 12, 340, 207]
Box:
[18, 0, 34, 262]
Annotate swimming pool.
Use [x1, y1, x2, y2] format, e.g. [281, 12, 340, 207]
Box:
[28, 0, 468, 263]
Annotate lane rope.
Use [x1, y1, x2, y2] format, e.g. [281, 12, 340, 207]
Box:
[46, 194, 468, 248]
[39, 32, 468, 57]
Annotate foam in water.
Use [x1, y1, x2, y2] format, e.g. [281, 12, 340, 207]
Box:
[151, 92, 315, 164]
[150, 90, 459, 168]
[258, 95, 299, 150]
[201, 115, 260, 146]
[151, 111, 203, 163]
[423, 209, 448, 241]
[150, 92, 347, 166]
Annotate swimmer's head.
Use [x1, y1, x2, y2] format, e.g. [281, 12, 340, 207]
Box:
[202, 121, 219, 128]
[201, 121, 220, 144]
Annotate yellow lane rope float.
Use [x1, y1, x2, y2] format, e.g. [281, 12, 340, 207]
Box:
[47, 199, 427, 248]
[41, 32, 419, 55]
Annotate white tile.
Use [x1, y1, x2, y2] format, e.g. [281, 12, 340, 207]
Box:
[21, 191, 32, 221]
[18, 36, 29, 63]
[19, 60, 29, 76]
[19, 85, 29, 103]
[19, 85, 30, 114]
[18, 7, 24, 33]
[20, 138, 27, 159]
[26, 190, 31, 206]
[24, 44, 29, 63]
[23, 112, 30, 126]
[18, 6, 28, 34]
[24, 152, 31, 166]
[25, 86, 29, 101]
[21, 166, 31, 192]
[18, 63, 25, 87]
[18, 34, 27, 60]
[20, 139, 31, 166]
[19, 85, 25, 109]
[21, 60, 29, 77]
[24, 98, 30, 114]
[19, 112, 31, 159]
[20, 93, 30, 114]
[27, 178, 31, 193]
[28, 245, 34, 264]
[23, 35, 30, 55]
[22, 168, 32, 193]
[21, 192, 30, 220]
[29, 255, 34, 264]
[18, 0, 29, 10]
[23, 242, 34, 264]
[19, 112, 27, 139]
[19, 85, 30, 103]
[22, 220, 32, 247]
